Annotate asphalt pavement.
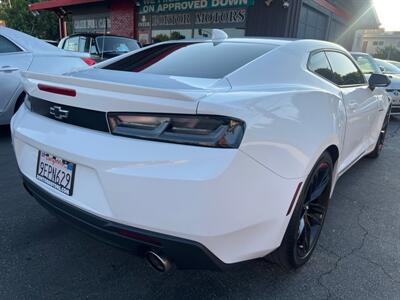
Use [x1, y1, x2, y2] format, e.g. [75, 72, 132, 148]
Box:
[1, 119, 399, 299]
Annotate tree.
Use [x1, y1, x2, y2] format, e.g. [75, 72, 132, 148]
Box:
[374, 45, 400, 61]
[0, 0, 58, 40]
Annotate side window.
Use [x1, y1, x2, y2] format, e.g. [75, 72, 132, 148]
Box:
[63, 36, 79, 51]
[0, 35, 21, 54]
[89, 38, 99, 55]
[325, 51, 366, 86]
[78, 36, 88, 52]
[308, 51, 334, 82]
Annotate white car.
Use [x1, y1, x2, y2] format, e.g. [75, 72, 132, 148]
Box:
[0, 27, 95, 125]
[12, 32, 391, 272]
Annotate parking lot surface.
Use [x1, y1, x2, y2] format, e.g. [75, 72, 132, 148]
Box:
[1, 119, 400, 300]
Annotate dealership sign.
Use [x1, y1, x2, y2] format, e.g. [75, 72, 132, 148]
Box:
[138, 0, 254, 14]
[138, 8, 246, 28]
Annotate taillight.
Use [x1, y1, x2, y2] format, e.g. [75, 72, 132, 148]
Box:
[38, 84, 76, 97]
[81, 57, 97, 66]
[107, 113, 245, 148]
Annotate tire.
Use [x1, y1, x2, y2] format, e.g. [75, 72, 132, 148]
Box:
[367, 107, 391, 159]
[268, 152, 333, 270]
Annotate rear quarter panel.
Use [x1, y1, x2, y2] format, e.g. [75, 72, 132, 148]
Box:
[197, 86, 345, 180]
[197, 42, 347, 179]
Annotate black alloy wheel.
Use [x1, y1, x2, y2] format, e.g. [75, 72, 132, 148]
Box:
[296, 161, 331, 259]
[368, 106, 391, 158]
[269, 152, 333, 269]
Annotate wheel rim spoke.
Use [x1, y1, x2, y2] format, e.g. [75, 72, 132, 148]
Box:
[296, 162, 331, 259]
[307, 211, 323, 226]
[303, 215, 311, 251]
[308, 168, 329, 203]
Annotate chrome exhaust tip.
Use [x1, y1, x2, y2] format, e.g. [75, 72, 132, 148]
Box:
[146, 251, 173, 273]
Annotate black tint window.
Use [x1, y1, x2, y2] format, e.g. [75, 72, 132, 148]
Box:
[325, 51, 365, 86]
[104, 42, 276, 79]
[309, 51, 334, 82]
[0, 36, 21, 53]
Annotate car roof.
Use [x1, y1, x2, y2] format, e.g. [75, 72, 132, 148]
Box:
[350, 52, 371, 56]
[0, 27, 90, 58]
[156, 37, 346, 53]
[0, 26, 62, 53]
[66, 33, 137, 40]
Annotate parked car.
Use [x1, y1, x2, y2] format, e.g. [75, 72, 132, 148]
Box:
[0, 27, 95, 125]
[375, 58, 400, 77]
[58, 33, 140, 62]
[352, 52, 400, 115]
[13, 32, 391, 272]
[386, 59, 400, 69]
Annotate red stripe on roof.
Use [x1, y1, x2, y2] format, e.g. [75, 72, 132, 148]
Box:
[29, 0, 103, 11]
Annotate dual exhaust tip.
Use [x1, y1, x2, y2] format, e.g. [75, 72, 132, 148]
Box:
[146, 251, 173, 273]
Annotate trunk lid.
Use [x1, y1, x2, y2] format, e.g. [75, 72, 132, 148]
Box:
[22, 69, 231, 115]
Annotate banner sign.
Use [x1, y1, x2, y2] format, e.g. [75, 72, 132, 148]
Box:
[138, 0, 254, 14]
[195, 8, 246, 26]
[73, 14, 110, 33]
[138, 8, 246, 29]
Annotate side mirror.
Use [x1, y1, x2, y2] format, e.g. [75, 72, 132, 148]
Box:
[369, 73, 391, 90]
[379, 66, 385, 72]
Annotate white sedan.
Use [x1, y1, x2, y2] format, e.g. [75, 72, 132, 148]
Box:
[12, 31, 391, 272]
[0, 27, 95, 125]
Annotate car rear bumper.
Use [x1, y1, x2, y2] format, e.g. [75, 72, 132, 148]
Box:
[12, 105, 301, 266]
[22, 175, 225, 270]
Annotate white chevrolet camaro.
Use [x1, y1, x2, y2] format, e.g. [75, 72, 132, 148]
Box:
[11, 32, 391, 272]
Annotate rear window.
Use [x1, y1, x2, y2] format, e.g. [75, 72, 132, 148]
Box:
[96, 36, 140, 54]
[103, 42, 276, 79]
[0, 35, 21, 53]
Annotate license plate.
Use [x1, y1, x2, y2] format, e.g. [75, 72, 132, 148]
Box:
[36, 151, 76, 196]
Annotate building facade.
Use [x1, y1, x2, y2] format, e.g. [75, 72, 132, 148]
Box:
[29, 0, 379, 49]
[353, 29, 400, 55]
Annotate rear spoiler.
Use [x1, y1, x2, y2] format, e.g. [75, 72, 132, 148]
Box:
[21, 71, 204, 102]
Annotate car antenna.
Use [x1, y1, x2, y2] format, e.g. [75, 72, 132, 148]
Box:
[211, 29, 228, 44]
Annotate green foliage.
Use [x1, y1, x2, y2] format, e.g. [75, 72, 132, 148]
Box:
[153, 31, 186, 43]
[170, 31, 185, 40]
[0, 0, 58, 40]
[374, 45, 400, 61]
[153, 34, 170, 43]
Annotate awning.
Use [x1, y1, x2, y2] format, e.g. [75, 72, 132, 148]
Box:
[29, 0, 104, 11]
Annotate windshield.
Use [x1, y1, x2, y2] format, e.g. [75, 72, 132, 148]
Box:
[96, 36, 139, 54]
[352, 54, 381, 74]
[376, 59, 400, 74]
[103, 42, 277, 79]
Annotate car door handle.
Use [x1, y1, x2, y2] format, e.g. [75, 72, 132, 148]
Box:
[0, 66, 19, 73]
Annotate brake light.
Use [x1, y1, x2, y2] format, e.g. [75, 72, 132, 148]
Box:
[81, 57, 97, 66]
[38, 84, 76, 97]
[108, 113, 245, 148]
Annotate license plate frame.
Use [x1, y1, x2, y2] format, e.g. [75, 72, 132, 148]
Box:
[36, 151, 76, 196]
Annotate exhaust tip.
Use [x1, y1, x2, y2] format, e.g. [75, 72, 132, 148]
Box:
[146, 251, 173, 273]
